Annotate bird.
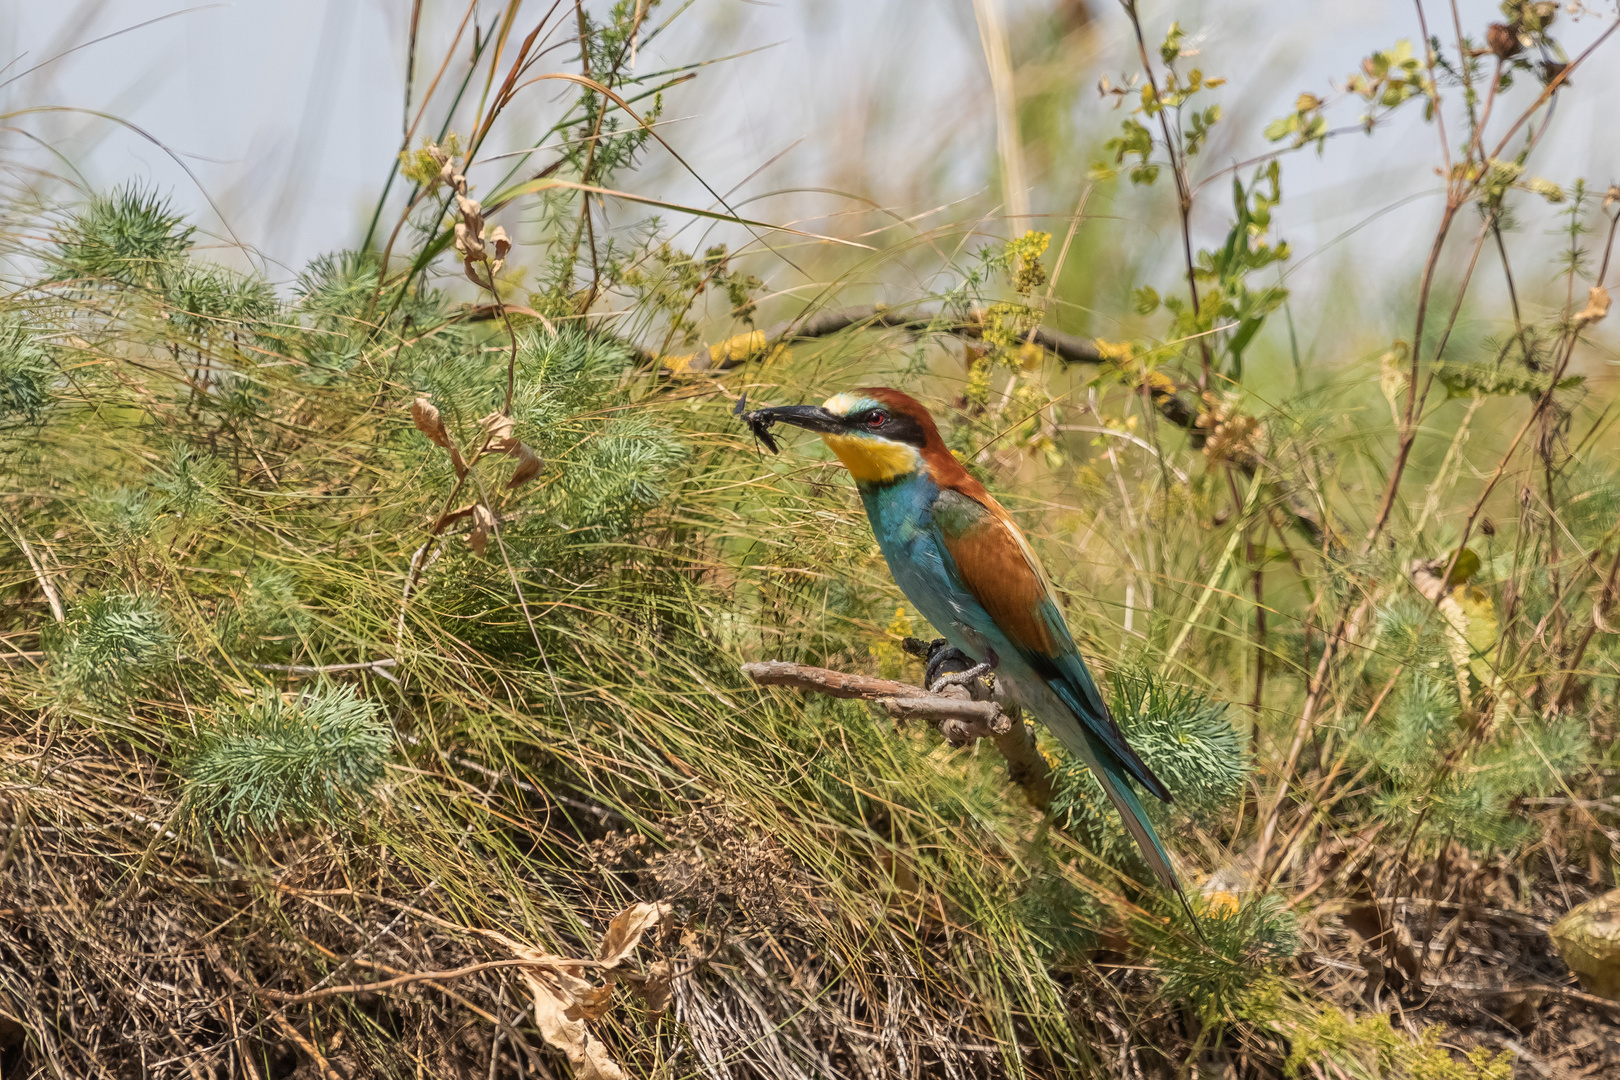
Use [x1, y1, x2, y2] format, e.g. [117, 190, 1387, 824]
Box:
[742, 387, 1190, 906]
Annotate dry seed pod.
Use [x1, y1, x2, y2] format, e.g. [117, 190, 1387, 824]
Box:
[1486, 24, 1521, 59]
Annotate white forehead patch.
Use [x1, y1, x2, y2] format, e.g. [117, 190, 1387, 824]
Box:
[822, 392, 872, 417]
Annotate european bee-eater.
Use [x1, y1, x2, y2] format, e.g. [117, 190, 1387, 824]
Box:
[745, 387, 1185, 898]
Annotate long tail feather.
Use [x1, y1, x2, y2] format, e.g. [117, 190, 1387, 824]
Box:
[1043, 706, 1206, 941]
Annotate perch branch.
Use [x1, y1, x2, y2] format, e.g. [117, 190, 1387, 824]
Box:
[742, 660, 1054, 808]
[656, 305, 1100, 376]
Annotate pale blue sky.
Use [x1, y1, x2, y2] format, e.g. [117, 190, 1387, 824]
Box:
[4, 0, 1616, 335]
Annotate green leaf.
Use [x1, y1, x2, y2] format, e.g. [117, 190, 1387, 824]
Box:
[1159, 21, 1185, 65]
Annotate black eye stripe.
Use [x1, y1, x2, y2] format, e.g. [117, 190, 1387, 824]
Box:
[843, 408, 925, 447]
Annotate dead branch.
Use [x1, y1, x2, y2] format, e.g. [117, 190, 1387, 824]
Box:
[248, 957, 545, 1005]
[657, 306, 1099, 377]
[742, 660, 1054, 808]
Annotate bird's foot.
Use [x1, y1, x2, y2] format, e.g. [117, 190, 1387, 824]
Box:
[905, 639, 994, 694]
[913, 640, 968, 687]
[929, 660, 992, 695]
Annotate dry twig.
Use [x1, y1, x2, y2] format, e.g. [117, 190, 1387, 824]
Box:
[742, 660, 1054, 808]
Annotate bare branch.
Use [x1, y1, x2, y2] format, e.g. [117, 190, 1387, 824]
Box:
[654, 306, 1099, 375]
[742, 660, 1054, 808]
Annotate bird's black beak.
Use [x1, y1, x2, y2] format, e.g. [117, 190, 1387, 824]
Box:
[752, 405, 845, 435]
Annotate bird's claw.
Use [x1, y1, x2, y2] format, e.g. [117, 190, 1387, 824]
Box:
[930, 661, 992, 695]
[914, 640, 967, 685]
[903, 638, 993, 694]
[918, 641, 986, 694]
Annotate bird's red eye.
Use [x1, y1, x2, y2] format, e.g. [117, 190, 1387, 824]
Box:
[867, 410, 888, 428]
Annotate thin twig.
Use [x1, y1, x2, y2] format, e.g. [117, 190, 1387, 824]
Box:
[5, 527, 63, 622]
[210, 953, 346, 1080]
[1119, 0, 1213, 391]
[252, 958, 551, 1005]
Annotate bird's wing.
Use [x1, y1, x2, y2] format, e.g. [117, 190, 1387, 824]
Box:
[930, 488, 1169, 801]
[929, 486, 1187, 902]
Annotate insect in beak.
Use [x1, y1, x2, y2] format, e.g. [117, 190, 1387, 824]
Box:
[733, 394, 781, 454]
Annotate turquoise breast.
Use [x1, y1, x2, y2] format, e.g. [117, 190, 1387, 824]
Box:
[855, 473, 968, 650]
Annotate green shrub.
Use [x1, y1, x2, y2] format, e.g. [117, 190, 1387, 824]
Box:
[180, 685, 390, 834]
[51, 183, 193, 287]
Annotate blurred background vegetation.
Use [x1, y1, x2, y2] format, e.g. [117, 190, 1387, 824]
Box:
[2, 1, 1619, 1078]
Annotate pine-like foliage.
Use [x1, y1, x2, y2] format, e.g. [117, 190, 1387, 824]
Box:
[1050, 666, 1249, 874]
[180, 685, 390, 834]
[1347, 598, 1591, 852]
[1142, 891, 1299, 1022]
[45, 591, 172, 700]
[0, 317, 53, 424]
[49, 183, 194, 287]
[163, 262, 280, 341]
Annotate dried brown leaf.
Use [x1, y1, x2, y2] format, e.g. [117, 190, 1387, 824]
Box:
[468, 503, 496, 556]
[412, 397, 467, 477]
[568, 980, 616, 1023]
[476, 412, 542, 487]
[597, 901, 671, 968]
[411, 397, 452, 448]
[479, 411, 517, 445]
[523, 970, 626, 1080]
[508, 443, 542, 489]
[488, 224, 511, 263]
[434, 504, 478, 532]
[455, 221, 482, 262]
[635, 959, 674, 1019]
[1576, 285, 1610, 327]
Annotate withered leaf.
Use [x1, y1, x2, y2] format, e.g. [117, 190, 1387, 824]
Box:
[508, 443, 542, 488]
[411, 397, 467, 477]
[478, 411, 542, 488]
[597, 901, 671, 968]
[567, 980, 617, 1023]
[411, 397, 452, 448]
[479, 411, 517, 445]
[635, 959, 675, 1020]
[1577, 285, 1611, 328]
[468, 503, 496, 556]
[455, 221, 483, 263]
[434, 504, 477, 532]
[487, 224, 511, 276]
[523, 970, 626, 1080]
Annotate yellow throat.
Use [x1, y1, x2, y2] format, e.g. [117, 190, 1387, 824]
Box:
[820, 432, 922, 483]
